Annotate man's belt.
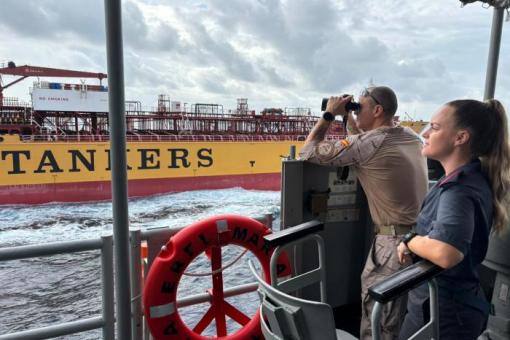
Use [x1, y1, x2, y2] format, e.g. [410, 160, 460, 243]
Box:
[375, 224, 414, 236]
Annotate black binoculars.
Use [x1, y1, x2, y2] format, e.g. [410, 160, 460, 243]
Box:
[321, 97, 360, 112]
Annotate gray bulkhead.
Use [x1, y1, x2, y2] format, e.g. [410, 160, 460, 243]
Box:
[280, 159, 373, 333]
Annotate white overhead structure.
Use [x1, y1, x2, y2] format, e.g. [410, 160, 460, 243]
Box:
[460, 0, 510, 8]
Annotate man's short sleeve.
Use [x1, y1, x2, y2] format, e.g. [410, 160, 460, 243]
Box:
[298, 131, 385, 167]
[428, 186, 475, 255]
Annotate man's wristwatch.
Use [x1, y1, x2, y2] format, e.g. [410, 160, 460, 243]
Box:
[322, 111, 335, 122]
[401, 231, 418, 246]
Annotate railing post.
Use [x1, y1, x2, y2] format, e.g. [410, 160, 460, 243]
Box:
[371, 302, 383, 340]
[289, 145, 296, 160]
[130, 229, 144, 340]
[103, 0, 132, 337]
[484, 6, 504, 100]
[101, 235, 115, 339]
[264, 214, 273, 230]
[428, 279, 440, 340]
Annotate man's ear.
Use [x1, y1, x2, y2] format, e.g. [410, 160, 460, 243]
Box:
[455, 129, 470, 146]
[373, 105, 384, 119]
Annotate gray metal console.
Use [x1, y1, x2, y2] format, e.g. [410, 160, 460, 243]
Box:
[280, 159, 373, 308]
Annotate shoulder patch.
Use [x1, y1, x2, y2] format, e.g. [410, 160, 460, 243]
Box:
[317, 141, 337, 159]
[314, 140, 352, 163]
[340, 139, 350, 147]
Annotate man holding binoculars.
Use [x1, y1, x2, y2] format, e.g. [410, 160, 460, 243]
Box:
[299, 86, 428, 340]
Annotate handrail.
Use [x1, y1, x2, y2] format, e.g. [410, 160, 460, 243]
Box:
[263, 219, 323, 247]
[368, 260, 443, 304]
[267, 219, 328, 302]
[369, 261, 442, 340]
[0, 214, 273, 339]
[0, 238, 103, 261]
[0, 235, 115, 340]
[15, 133, 344, 143]
[0, 317, 105, 340]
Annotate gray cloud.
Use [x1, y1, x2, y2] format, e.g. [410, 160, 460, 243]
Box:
[197, 75, 228, 94]
[123, 1, 150, 48]
[259, 65, 293, 87]
[186, 23, 257, 82]
[122, 1, 184, 52]
[0, 0, 105, 43]
[0, 0, 508, 119]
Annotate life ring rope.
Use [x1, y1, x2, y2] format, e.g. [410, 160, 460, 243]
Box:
[182, 248, 249, 277]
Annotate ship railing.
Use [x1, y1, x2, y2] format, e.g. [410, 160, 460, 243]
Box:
[0, 100, 31, 125]
[0, 236, 115, 340]
[0, 214, 273, 340]
[20, 134, 343, 143]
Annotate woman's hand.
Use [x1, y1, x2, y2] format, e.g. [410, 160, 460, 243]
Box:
[397, 241, 411, 264]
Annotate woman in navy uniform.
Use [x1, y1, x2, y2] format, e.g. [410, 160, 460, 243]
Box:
[397, 99, 510, 340]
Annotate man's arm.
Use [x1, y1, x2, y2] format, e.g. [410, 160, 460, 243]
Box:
[304, 96, 352, 145]
[299, 95, 385, 167]
[304, 117, 331, 144]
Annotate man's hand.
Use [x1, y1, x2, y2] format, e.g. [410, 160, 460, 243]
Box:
[346, 112, 361, 135]
[325, 95, 353, 117]
[397, 241, 411, 264]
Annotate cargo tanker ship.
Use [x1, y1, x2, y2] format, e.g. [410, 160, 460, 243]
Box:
[0, 64, 345, 205]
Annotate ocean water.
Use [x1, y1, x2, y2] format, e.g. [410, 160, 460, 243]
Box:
[0, 188, 280, 339]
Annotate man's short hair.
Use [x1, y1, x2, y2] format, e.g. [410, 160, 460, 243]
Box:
[365, 86, 398, 117]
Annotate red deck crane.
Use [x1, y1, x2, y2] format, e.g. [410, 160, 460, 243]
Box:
[0, 62, 107, 105]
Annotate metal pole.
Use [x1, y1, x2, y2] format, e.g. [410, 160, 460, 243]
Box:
[176, 283, 259, 308]
[484, 7, 505, 100]
[289, 145, 296, 160]
[101, 235, 115, 340]
[428, 279, 440, 340]
[0, 239, 102, 261]
[0, 317, 104, 340]
[129, 229, 143, 340]
[371, 302, 383, 340]
[103, 0, 132, 338]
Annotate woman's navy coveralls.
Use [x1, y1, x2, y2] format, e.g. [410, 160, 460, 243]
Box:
[400, 160, 493, 340]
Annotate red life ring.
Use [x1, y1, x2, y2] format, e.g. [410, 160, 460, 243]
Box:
[143, 214, 291, 340]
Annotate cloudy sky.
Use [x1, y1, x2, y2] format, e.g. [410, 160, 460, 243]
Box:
[0, 0, 508, 120]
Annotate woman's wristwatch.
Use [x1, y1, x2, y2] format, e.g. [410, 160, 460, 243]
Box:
[401, 231, 418, 247]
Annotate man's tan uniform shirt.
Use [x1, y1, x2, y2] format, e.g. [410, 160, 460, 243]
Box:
[299, 126, 428, 226]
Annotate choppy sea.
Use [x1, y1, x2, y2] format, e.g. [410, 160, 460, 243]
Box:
[0, 188, 280, 339]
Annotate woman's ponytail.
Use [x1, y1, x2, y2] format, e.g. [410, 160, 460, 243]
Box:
[448, 98, 510, 234]
[482, 99, 510, 234]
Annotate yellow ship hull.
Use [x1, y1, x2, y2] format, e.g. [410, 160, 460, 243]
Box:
[0, 135, 303, 204]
